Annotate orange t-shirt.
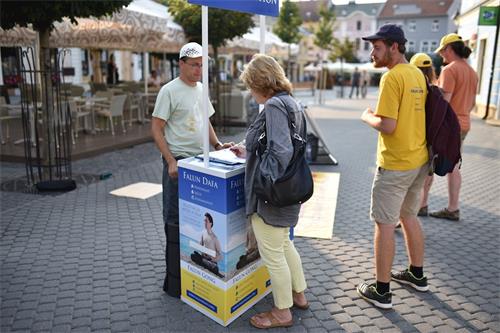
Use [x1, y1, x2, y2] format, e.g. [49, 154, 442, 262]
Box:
[438, 60, 478, 132]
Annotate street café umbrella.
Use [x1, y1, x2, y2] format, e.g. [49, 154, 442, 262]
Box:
[0, 0, 185, 53]
[304, 63, 321, 72]
[226, 27, 298, 56]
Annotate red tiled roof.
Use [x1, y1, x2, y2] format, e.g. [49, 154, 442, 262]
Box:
[378, 0, 454, 18]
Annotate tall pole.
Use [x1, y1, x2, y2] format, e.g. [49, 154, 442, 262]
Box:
[144, 52, 149, 94]
[482, 9, 500, 120]
[259, 15, 266, 112]
[202, 6, 210, 167]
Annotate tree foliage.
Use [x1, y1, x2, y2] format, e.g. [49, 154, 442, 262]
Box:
[330, 38, 357, 63]
[273, 0, 302, 45]
[165, 0, 254, 49]
[314, 4, 335, 51]
[0, 1, 131, 32]
[166, 0, 255, 125]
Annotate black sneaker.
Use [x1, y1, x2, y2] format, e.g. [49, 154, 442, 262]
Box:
[391, 268, 429, 291]
[357, 282, 392, 309]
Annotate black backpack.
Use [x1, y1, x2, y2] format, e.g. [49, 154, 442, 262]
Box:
[425, 82, 462, 176]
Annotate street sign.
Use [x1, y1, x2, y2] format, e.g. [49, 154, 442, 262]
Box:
[188, 0, 279, 17]
[478, 6, 499, 26]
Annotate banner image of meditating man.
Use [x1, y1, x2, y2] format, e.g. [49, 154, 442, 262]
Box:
[190, 213, 225, 278]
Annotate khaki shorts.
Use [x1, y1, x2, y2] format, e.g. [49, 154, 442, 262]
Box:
[370, 164, 428, 225]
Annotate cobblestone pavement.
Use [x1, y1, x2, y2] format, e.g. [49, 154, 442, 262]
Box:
[1, 89, 499, 332]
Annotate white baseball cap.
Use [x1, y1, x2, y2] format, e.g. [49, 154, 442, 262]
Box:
[179, 42, 203, 59]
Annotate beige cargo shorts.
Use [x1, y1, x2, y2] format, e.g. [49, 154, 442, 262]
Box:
[370, 163, 428, 225]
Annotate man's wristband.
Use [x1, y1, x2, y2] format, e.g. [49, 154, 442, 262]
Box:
[214, 142, 223, 150]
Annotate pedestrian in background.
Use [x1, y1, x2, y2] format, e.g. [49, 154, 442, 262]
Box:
[148, 70, 162, 89]
[361, 69, 370, 98]
[151, 42, 233, 297]
[349, 66, 361, 98]
[230, 54, 308, 329]
[357, 24, 429, 309]
[420, 34, 478, 221]
[106, 54, 119, 84]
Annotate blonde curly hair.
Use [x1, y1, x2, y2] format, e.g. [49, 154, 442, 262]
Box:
[239, 54, 292, 97]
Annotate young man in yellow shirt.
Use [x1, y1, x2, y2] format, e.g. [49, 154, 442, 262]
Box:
[357, 24, 429, 309]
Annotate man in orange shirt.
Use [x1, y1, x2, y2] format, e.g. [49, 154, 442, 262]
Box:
[419, 33, 478, 221]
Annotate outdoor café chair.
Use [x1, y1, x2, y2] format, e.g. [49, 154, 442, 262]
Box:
[95, 94, 127, 136]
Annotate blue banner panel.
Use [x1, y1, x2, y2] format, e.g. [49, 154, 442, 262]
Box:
[188, 0, 279, 17]
[178, 167, 245, 214]
[230, 289, 257, 313]
[187, 290, 218, 312]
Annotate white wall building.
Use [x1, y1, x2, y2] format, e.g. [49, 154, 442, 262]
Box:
[455, 0, 500, 121]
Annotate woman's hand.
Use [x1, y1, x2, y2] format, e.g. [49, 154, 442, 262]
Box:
[230, 145, 246, 158]
[214, 142, 235, 151]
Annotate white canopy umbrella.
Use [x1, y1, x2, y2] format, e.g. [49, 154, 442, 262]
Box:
[324, 61, 355, 72]
[358, 61, 388, 73]
[304, 63, 321, 72]
[227, 27, 298, 55]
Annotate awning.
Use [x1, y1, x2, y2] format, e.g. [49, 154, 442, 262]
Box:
[0, 0, 185, 53]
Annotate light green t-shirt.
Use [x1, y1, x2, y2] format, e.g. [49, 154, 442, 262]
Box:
[152, 78, 215, 157]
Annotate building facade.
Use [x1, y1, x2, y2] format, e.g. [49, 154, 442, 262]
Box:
[332, 1, 383, 62]
[377, 0, 460, 54]
[294, 0, 332, 81]
[455, 0, 500, 121]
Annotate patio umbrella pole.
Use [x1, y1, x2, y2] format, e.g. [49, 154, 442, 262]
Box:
[143, 52, 149, 95]
[202, 5, 209, 167]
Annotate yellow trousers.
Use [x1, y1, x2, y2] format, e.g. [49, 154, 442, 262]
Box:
[251, 214, 307, 309]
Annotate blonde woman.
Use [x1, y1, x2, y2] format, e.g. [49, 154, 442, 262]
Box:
[231, 54, 308, 329]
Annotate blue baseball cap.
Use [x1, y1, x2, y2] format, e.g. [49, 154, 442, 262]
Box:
[362, 24, 407, 45]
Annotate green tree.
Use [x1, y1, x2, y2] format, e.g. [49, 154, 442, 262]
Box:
[166, 0, 254, 126]
[330, 38, 356, 63]
[273, 0, 302, 77]
[314, 4, 335, 99]
[314, 4, 335, 55]
[329, 38, 356, 97]
[1, 1, 130, 181]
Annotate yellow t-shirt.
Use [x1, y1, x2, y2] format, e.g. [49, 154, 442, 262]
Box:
[375, 64, 428, 170]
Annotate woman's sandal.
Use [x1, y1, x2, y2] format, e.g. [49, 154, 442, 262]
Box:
[292, 292, 309, 310]
[293, 300, 310, 310]
[249, 311, 293, 329]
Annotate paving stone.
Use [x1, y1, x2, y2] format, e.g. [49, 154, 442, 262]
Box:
[332, 313, 352, 324]
[341, 322, 363, 332]
[1, 101, 498, 332]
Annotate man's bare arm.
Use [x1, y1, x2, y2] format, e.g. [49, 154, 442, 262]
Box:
[361, 108, 397, 134]
[151, 117, 178, 177]
[208, 122, 234, 150]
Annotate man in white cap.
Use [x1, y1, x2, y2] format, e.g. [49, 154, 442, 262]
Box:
[151, 42, 233, 297]
[420, 34, 478, 221]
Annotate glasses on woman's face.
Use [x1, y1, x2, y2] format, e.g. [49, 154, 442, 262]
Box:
[183, 61, 202, 69]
